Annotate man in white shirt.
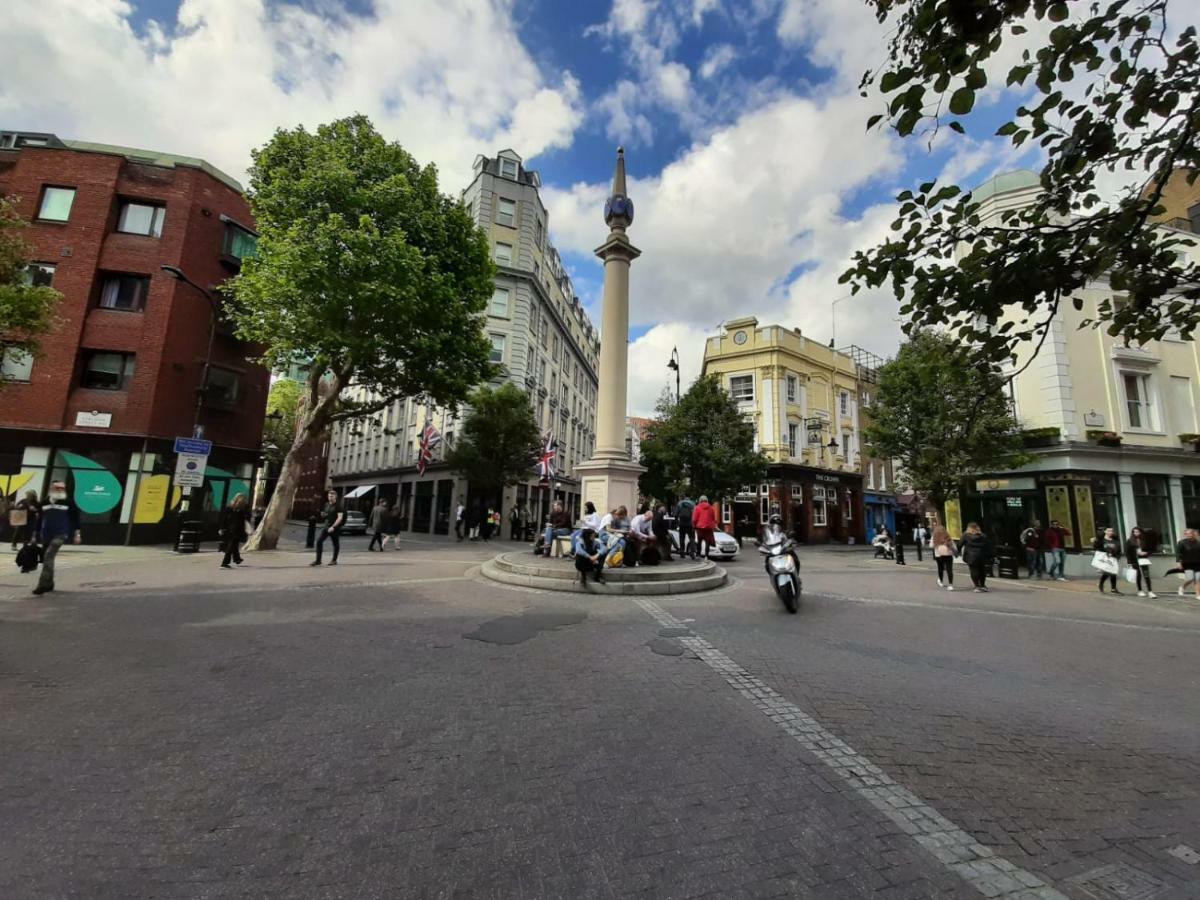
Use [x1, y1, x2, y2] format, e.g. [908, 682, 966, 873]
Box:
[455, 498, 465, 542]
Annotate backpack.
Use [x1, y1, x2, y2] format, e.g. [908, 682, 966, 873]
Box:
[16, 543, 42, 571]
[606, 548, 624, 568]
[640, 545, 661, 566]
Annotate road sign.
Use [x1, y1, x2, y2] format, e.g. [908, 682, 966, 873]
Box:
[174, 437, 213, 455]
[174, 453, 208, 488]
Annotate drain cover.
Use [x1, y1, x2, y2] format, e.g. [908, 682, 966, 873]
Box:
[1066, 864, 1166, 900]
[79, 581, 137, 588]
[1167, 844, 1200, 865]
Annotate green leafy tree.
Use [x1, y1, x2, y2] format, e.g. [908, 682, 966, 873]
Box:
[638, 376, 767, 504]
[0, 197, 62, 382]
[262, 379, 302, 465]
[844, 0, 1200, 363]
[445, 383, 542, 508]
[230, 116, 496, 549]
[863, 332, 1031, 514]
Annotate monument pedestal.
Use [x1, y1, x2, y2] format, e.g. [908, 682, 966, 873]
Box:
[574, 457, 645, 517]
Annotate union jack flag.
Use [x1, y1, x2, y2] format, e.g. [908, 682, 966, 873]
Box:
[537, 430, 558, 482]
[417, 421, 441, 476]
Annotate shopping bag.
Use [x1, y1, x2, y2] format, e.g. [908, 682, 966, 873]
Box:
[8, 508, 27, 527]
[1090, 551, 1118, 574]
[1137, 557, 1151, 567]
[1123, 567, 1138, 584]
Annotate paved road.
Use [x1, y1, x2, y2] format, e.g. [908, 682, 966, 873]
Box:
[1, 541, 1197, 899]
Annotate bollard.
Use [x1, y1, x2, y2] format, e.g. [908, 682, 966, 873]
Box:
[306, 515, 318, 549]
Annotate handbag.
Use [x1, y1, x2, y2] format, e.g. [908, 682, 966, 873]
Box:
[9, 508, 27, 527]
[1137, 557, 1151, 567]
[1090, 551, 1118, 575]
[1123, 567, 1138, 584]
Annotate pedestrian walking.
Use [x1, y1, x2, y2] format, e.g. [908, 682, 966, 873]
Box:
[454, 496, 465, 541]
[380, 502, 402, 550]
[894, 531, 906, 565]
[1091, 527, 1122, 594]
[311, 489, 344, 566]
[218, 493, 250, 568]
[931, 525, 956, 591]
[32, 481, 80, 596]
[1044, 519, 1070, 581]
[961, 522, 993, 592]
[1174, 527, 1200, 598]
[1124, 526, 1156, 597]
[510, 505, 521, 540]
[913, 523, 928, 561]
[9, 489, 40, 551]
[675, 496, 696, 559]
[367, 499, 389, 551]
[1020, 520, 1045, 578]
[693, 496, 717, 559]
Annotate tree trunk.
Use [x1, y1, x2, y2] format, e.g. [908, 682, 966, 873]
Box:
[244, 369, 340, 551]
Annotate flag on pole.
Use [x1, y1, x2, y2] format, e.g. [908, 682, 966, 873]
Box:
[417, 421, 441, 476]
[537, 430, 558, 482]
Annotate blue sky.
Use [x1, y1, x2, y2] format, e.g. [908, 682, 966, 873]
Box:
[3, 0, 1042, 413]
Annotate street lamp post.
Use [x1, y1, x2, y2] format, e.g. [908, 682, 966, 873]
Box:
[667, 346, 681, 403]
[160, 265, 219, 439]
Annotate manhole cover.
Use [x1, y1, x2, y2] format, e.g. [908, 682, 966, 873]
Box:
[1167, 844, 1200, 865]
[1066, 864, 1166, 900]
[79, 581, 137, 588]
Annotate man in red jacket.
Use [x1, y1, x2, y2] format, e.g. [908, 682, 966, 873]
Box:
[693, 495, 717, 558]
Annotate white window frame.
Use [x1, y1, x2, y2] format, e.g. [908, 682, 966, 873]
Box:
[117, 201, 166, 238]
[840, 390, 849, 416]
[787, 423, 798, 457]
[812, 495, 827, 526]
[722, 500, 732, 524]
[1118, 368, 1162, 433]
[489, 333, 506, 364]
[786, 375, 797, 403]
[844, 491, 852, 520]
[489, 287, 510, 318]
[496, 197, 517, 228]
[495, 242, 512, 265]
[790, 484, 802, 501]
[729, 374, 755, 403]
[499, 158, 518, 179]
[1, 347, 34, 382]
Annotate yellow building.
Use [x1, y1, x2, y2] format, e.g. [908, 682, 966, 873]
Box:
[701, 317, 871, 543]
[957, 171, 1200, 567]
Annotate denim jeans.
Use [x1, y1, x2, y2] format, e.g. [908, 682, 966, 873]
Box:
[1046, 549, 1065, 579]
[543, 526, 571, 550]
[1025, 548, 1044, 577]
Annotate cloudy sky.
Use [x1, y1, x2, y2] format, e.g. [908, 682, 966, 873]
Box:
[3, 0, 1051, 414]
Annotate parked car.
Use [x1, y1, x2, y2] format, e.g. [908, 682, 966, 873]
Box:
[341, 510, 368, 535]
[668, 527, 739, 560]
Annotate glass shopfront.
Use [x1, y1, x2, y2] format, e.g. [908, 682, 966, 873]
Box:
[1132, 474, 1172, 551]
[1184, 476, 1200, 531]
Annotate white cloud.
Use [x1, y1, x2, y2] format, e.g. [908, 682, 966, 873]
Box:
[0, 0, 584, 189]
[627, 322, 713, 417]
[699, 43, 738, 80]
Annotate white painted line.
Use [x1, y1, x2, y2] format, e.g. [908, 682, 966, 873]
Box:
[631, 596, 1069, 900]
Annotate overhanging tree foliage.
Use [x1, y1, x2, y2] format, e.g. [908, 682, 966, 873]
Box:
[445, 384, 542, 507]
[863, 332, 1031, 512]
[230, 116, 496, 549]
[638, 376, 767, 504]
[845, 0, 1200, 362]
[0, 197, 61, 383]
[262, 379, 302, 467]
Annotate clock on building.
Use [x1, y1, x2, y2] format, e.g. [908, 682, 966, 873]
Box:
[733, 330, 748, 345]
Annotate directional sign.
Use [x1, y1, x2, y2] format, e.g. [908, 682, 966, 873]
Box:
[174, 437, 213, 455]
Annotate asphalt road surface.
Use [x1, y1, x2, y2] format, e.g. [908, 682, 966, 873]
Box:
[2, 539, 1198, 899]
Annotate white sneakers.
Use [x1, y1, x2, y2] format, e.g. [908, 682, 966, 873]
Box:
[1148, 591, 1157, 598]
[936, 579, 944, 588]
[946, 585, 955, 591]
[1181, 587, 1188, 597]
[1138, 591, 1146, 597]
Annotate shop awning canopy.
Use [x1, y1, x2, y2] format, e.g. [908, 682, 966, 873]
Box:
[345, 484, 377, 498]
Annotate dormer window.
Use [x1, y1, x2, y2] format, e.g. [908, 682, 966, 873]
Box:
[499, 158, 518, 179]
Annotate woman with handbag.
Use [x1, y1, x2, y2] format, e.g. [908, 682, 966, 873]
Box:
[1092, 527, 1123, 594]
[1124, 526, 1156, 598]
[219, 493, 250, 569]
[931, 525, 956, 591]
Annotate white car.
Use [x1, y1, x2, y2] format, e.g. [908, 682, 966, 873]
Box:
[341, 510, 369, 535]
[668, 527, 739, 560]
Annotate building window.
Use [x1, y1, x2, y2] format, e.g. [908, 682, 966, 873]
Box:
[540, 318, 548, 348]
[844, 491, 852, 520]
[729, 374, 754, 403]
[495, 242, 512, 265]
[205, 367, 240, 406]
[840, 391, 849, 416]
[790, 484, 802, 500]
[1132, 475, 1172, 549]
[535, 218, 544, 248]
[788, 423, 798, 457]
[812, 489, 827, 526]
[489, 287, 510, 318]
[496, 197, 517, 228]
[38, 186, 76, 222]
[98, 274, 149, 311]
[1121, 371, 1157, 430]
[722, 500, 731, 524]
[81, 350, 135, 390]
[489, 333, 506, 363]
[761, 494, 769, 520]
[222, 223, 258, 260]
[1, 347, 34, 382]
[499, 158, 518, 179]
[22, 263, 56, 287]
[117, 201, 166, 238]
[786, 375, 797, 403]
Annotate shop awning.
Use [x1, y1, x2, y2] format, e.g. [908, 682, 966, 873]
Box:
[345, 484, 377, 498]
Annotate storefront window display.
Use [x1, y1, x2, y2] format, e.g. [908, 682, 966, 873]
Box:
[1132, 474, 1173, 551]
[1184, 477, 1200, 531]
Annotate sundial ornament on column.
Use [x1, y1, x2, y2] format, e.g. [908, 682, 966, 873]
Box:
[603, 147, 634, 229]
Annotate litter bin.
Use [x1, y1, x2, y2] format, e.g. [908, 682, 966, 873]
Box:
[995, 545, 1020, 579]
[175, 519, 203, 553]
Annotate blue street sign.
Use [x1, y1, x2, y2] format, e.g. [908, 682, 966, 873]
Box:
[174, 437, 213, 455]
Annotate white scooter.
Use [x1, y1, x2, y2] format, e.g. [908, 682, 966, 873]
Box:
[757, 516, 800, 614]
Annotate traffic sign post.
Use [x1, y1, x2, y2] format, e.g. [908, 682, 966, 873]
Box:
[173, 437, 211, 512]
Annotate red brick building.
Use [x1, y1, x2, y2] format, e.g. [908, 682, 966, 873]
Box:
[0, 131, 269, 543]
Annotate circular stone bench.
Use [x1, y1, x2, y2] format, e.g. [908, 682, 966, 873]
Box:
[481, 551, 727, 595]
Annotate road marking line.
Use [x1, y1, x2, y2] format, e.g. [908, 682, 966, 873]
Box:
[826, 593, 1200, 634]
[631, 596, 1069, 900]
[0, 576, 471, 603]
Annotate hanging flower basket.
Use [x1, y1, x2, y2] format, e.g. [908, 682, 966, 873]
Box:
[1086, 430, 1122, 447]
[1179, 433, 1200, 451]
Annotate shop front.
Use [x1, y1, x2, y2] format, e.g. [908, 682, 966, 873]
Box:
[730, 466, 864, 545]
[864, 491, 899, 542]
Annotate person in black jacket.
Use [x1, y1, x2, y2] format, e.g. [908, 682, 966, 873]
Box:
[1123, 526, 1155, 598]
[960, 522, 993, 592]
[1093, 527, 1122, 594]
[219, 493, 250, 568]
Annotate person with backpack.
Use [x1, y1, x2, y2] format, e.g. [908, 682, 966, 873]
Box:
[960, 522, 993, 592]
[32, 481, 80, 596]
[1092, 527, 1123, 594]
[675, 496, 696, 559]
[1124, 526, 1156, 598]
[931, 525, 956, 591]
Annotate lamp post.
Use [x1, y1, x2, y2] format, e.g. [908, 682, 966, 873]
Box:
[667, 346, 680, 403]
[160, 265, 219, 439]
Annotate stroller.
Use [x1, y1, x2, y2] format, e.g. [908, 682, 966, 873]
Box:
[872, 534, 895, 560]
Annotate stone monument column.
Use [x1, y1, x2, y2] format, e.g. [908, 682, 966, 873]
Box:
[574, 147, 645, 515]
